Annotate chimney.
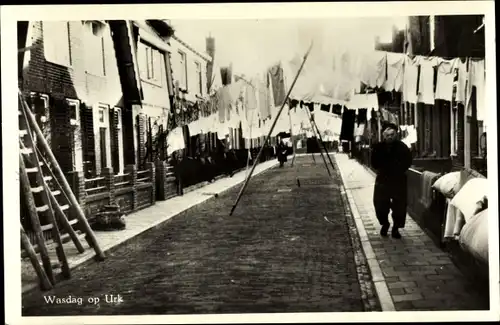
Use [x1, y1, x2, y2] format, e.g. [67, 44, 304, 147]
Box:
[206, 35, 215, 92]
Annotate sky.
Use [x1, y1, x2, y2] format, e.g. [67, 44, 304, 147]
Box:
[170, 17, 407, 77]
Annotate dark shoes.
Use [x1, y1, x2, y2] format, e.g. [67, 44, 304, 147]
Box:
[380, 223, 390, 237]
[391, 228, 402, 239]
[380, 223, 402, 239]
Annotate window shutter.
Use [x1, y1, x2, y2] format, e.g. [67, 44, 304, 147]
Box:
[80, 103, 96, 177]
[110, 108, 120, 174]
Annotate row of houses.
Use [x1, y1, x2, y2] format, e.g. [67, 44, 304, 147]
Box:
[365, 15, 488, 286]
[18, 19, 222, 219]
[373, 14, 486, 175]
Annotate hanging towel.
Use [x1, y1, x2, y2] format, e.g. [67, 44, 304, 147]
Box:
[167, 127, 185, 153]
[435, 58, 458, 102]
[269, 63, 286, 107]
[443, 198, 463, 239]
[219, 87, 231, 123]
[467, 59, 486, 121]
[384, 52, 405, 92]
[403, 56, 419, 104]
[340, 108, 356, 141]
[417, 56, 439, 105]
[456, 58, 468, 103]
[258, 81, 272, 120]
[357, 108, 368, 125]
[420, 171, 440, 210]
[361, 51, 387, 88]
[244, 83, 258, 121]
[354, 123, 365, 142]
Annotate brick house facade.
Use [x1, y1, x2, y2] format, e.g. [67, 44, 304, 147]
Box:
[20, 20, 125, 177]
[402, 15, 485, 175]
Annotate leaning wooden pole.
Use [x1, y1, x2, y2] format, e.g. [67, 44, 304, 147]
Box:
[19, 91, 106, 261]
[229, 41, 314, 216]
[19, 153, 56, 284]
[304, 109, 332, 177]
[21, 225, 53, 291]
[36, 147, 85, 253]
[306, 106, 336, 171]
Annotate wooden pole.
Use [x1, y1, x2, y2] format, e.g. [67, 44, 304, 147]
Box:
[229, 41, 314, 216]
[21, 225, 53, 291]
[19, 153, 56, 284]
[288, 107, 297, 167]
[19, 91, 106, 261]
[304, 108, 332, 177]
[35, 146, 85, 253]
[305, 105, 336, 172]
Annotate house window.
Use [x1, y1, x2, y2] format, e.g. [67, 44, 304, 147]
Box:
[178, 50, 187, 90]
[195, 61, 203, 95]
[43, 21, 71, 66]
[96, 104, 111, 174]
[138, 41, 163, 86]
[84, 21, 106, 76]
[66, 99, 83, 171]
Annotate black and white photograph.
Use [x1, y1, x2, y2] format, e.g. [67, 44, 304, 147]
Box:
[2, 1, 498, 324]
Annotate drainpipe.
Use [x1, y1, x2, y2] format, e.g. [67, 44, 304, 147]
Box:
[126, 21, 143, 101]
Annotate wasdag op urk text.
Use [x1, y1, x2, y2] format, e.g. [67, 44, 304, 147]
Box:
[43, 294, 124, 306]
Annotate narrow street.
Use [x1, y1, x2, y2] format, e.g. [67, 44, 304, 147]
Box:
[22, 155, 378, 315]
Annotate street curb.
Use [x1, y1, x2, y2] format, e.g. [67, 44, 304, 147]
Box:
[330, 154, 382, 312]
[22, 160, 279, 296]
[334, 153, 396, 312]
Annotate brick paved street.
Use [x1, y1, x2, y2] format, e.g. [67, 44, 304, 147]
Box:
[22, 155, 379, 316]
[335, 153, 489, 311]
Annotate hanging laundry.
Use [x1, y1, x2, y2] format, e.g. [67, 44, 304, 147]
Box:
[361, 51, 387, 88]
[403, 56, 419, 104]
[456, 58, 468, 103]
[244, 83, 257, 120]
[417, 56, 439, 105]
[435, 58, 458, 102]
[357, 108, 368, 126]
[269, 63, 287, 107]
[340, 108, 356, 141]
[188, 118, 202, 136]
[402, 125, 417, 148]
[219, 87, 231, 123]
[467, 59, 486, 121]
[257, 80, 272, 120]
[331, 104, 343, 116]
[167, 127, 185, 153]
[384, 52, 405, 92]
[354, 123, 366, 143]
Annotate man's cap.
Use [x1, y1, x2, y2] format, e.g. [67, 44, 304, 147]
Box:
[382, 122, 399, 133]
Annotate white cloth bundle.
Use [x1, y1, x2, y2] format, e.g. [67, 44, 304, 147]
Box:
[167, 127, 185, 153]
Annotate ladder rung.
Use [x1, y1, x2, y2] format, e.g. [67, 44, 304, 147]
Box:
[69, 219, 78, 226]
[40, 223, 53, 231]
[19, 110, 22, 116]
[19, 130, 28, 136]
[60, 204, 69, 211]
[44, 176, 53, 182]
[26, 167, 39, 173]
[36, 205, 49, 213]
[31, 186, 44, 193]
[52, 190, 61, 196]
[21, 148, 33, 155]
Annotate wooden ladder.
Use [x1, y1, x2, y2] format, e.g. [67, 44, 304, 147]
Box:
[19, 90, 105, 290]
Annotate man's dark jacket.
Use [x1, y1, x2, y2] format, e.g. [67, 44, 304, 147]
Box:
[371, 140, 412, 182]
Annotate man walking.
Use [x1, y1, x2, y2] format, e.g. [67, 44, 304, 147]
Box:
[371, 123, 412, 239]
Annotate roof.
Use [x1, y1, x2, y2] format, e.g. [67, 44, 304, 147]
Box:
[171, 34, 212, 62]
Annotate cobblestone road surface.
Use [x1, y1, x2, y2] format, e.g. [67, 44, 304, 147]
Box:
[22, 155, 377, 315]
